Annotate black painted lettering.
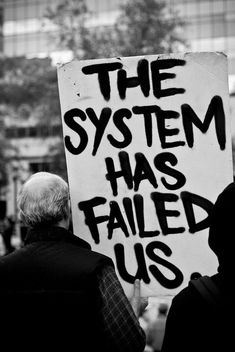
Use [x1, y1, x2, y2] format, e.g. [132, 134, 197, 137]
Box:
[123, 197, 136, 235]
[117, 59, 150, 99]
[105, 151, 133, 196]
[154, 152, 186, 190]
[146, 241, 184, 288]
[151, 192, 185, 235]
[82, 62, 123, 101]
[114, 243, 150, 284]
[182, 95, 226, 150]
[78, 197, 108, 244]
[156, 108, 185, 148]
[132, 105, 158, 147]
[181, 191, 213, 233]
[107, 108, 132, 148]
[133, 152, 158, 191]
[134, 194, 160, 238]
[86, 107, 112, 156]
[64, 108, 88, 155]
[151, 58, 186, 98]
[107, 201, 129, 239]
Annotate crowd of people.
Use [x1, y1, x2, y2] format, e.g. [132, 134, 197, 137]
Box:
[0, 171, 233, 351]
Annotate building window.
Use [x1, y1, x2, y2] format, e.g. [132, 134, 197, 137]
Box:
[199, 1, 211, 16]
[212, 0, 225, 14]
[212, 17, 226, 37]
[227, 0, 235, 12]
[5, 127, 18, 138]
[28, 126, 37, 137]
[199, 20, 212, 38]
[227, 19, 235, 36]
[17, 126, 27, 138]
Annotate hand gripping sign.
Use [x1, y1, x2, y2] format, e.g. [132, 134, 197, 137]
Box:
[57, 52, 233, 298]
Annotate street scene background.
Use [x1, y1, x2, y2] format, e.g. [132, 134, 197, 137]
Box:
[0, 1, 235, 351]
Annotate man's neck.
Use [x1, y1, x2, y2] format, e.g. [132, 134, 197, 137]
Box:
[56, 218, 69, 230]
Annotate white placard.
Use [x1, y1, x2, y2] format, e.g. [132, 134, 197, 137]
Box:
[57, 52, 233, 298]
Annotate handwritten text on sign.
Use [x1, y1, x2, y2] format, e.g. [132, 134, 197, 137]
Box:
[58, 53, 233, 297]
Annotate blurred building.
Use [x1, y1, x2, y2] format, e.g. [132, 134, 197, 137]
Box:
[0, 0, 235, 217]
[2, 0, 235, 88]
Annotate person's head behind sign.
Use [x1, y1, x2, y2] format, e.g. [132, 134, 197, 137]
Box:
[208, 181, 235, 275]
[17, 172, 70, 230]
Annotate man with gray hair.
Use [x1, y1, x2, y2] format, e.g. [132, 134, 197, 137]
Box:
[0, 172, 146, 352]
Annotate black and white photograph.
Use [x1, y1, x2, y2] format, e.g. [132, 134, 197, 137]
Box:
[0, 1, 234, 351]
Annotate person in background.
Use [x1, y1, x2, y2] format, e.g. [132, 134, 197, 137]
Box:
[161, 182, 235, 352]
[0, 172, 146, 352]
[0, 215, 15, 255]
[146, 303, 168, 352]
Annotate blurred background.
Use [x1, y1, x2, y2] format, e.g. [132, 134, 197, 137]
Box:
[0, 2, 234, 350]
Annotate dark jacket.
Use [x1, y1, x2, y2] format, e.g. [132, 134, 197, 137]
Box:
[161, 182, 235, 352]
[0, 226, 113, 351]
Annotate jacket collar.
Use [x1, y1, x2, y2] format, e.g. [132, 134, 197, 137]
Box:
[24, 226, 91, 250]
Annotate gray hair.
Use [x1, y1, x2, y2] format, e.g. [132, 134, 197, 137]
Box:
[18, 172, 70, 228]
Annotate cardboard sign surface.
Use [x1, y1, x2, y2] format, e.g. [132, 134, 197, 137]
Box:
[58, 52, 233, 297]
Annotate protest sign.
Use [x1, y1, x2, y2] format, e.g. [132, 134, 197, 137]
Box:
[57, 52, 233, 297]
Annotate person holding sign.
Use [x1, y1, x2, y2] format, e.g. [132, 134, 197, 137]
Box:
[161, 182, 235, 352]
[0, 172, 146, 352]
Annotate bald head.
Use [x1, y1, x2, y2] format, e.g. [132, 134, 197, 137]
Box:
[18, 172, 70, 228]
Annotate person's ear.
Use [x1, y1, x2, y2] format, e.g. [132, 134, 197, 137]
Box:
[67, 199, 71, 218]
